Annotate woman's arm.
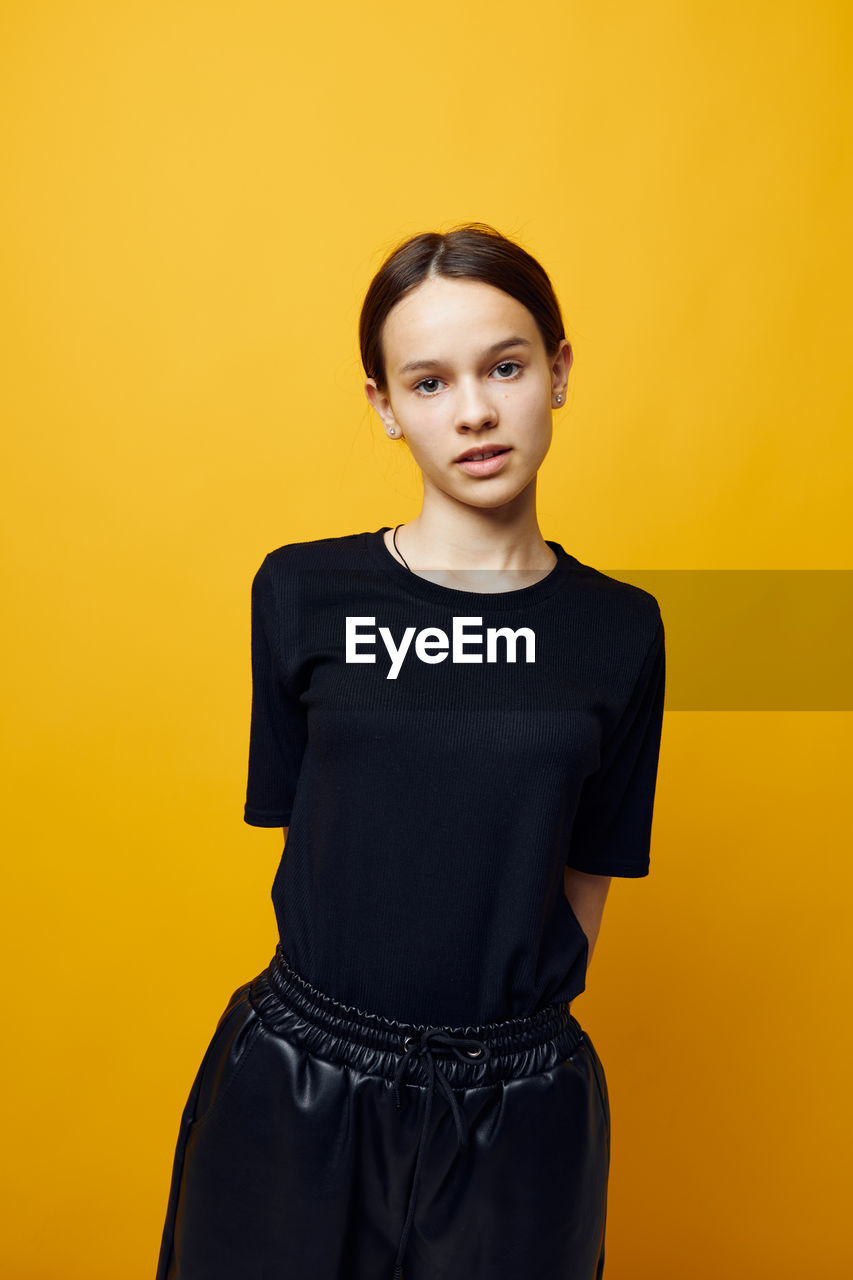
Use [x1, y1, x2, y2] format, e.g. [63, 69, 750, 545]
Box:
[283, 826, 289, 845]
[563, 867, 612, 966]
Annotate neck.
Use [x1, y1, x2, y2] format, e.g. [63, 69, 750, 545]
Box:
[395, 509, 555, 573]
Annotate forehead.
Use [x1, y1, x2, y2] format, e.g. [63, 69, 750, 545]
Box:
[382, 277, 540, 366]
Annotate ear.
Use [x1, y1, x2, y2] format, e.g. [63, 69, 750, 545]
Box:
[364, 379, 402, 433]
[551, 340, 573, 399]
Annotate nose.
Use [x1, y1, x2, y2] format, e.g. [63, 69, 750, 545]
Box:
[454, 376, 498, 431]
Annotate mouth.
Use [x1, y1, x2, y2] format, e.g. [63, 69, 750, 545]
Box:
[453, 446, 513, 477]
[453, 446, 512, 463]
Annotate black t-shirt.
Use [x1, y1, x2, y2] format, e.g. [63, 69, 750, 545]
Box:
[244, 527, 666, 1027]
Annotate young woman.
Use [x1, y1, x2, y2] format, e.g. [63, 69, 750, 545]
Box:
[155, 222, 666, 1280]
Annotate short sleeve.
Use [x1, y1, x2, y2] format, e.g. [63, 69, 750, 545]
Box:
[566, 616, 666, 877]
[243, 553, 308, 827]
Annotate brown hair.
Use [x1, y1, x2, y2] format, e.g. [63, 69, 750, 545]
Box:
[359, 221, 567, 393]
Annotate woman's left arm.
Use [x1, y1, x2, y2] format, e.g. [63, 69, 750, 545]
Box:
[563, 867, 612, 966]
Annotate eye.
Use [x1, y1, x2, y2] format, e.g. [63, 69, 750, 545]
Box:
[493, 361, 523, 379]
[412, 361, 523, 397]
[413, 376, 445, 396]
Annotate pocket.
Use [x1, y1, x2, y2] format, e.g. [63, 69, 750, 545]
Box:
[581, 1034, 610, 1134]
[188, 980, 264, 1134]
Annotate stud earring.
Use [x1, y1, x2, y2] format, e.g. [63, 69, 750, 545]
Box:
[387, 427, 397, 436]
[556, 394, 562, 404]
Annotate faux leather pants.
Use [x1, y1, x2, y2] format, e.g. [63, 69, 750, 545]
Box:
[155, 945, 610, 1279]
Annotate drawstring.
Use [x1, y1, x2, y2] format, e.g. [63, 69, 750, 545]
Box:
[390, 1027, 492, 1280]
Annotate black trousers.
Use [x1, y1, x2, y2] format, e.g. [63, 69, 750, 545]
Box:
[155, 945, 610, 1279]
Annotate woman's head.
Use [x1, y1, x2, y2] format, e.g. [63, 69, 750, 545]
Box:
[361, 223, 573, 512]
[360, 222, 567, 395]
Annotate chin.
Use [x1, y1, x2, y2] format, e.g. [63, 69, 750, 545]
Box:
[458, 480, 536, 509]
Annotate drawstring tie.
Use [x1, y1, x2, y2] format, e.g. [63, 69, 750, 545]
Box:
[390, 1027, 492, 1280]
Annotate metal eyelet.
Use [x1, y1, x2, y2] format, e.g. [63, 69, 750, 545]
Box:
[465, 1047, 483, 1057]
[403, 1035, 416, 1049]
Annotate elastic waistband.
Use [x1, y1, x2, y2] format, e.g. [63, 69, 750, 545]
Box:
[248, 944, 586, 1088]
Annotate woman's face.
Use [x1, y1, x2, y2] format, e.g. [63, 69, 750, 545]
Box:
[365, 276, 572, 511]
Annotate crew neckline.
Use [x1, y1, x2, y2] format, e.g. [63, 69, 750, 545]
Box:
[365, 527, 573, 609]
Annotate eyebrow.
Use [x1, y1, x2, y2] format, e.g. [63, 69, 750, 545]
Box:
[398, 335, 532, 376]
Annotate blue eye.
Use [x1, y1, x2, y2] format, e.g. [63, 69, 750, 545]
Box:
[414, 377, 443, 396]
[413, 361, 523, 397]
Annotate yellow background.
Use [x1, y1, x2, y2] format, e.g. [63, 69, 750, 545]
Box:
[2, 1, 851, 1275]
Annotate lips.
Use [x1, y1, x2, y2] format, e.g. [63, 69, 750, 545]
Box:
[453, 447, 513, 478]
[454, 446, 511, 462]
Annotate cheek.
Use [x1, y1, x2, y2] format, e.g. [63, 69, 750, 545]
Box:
[515, 377, 550, 411]
[497, 371, 546, 406]
[399, 426, 441, 469]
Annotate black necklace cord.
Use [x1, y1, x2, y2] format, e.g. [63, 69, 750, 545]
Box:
[392, 523, 413, 573]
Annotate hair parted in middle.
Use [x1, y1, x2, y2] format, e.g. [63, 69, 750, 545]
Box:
[359, 222, 567, 394]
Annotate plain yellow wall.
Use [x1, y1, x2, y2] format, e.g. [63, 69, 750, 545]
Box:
[2, 2, 851, 1276]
